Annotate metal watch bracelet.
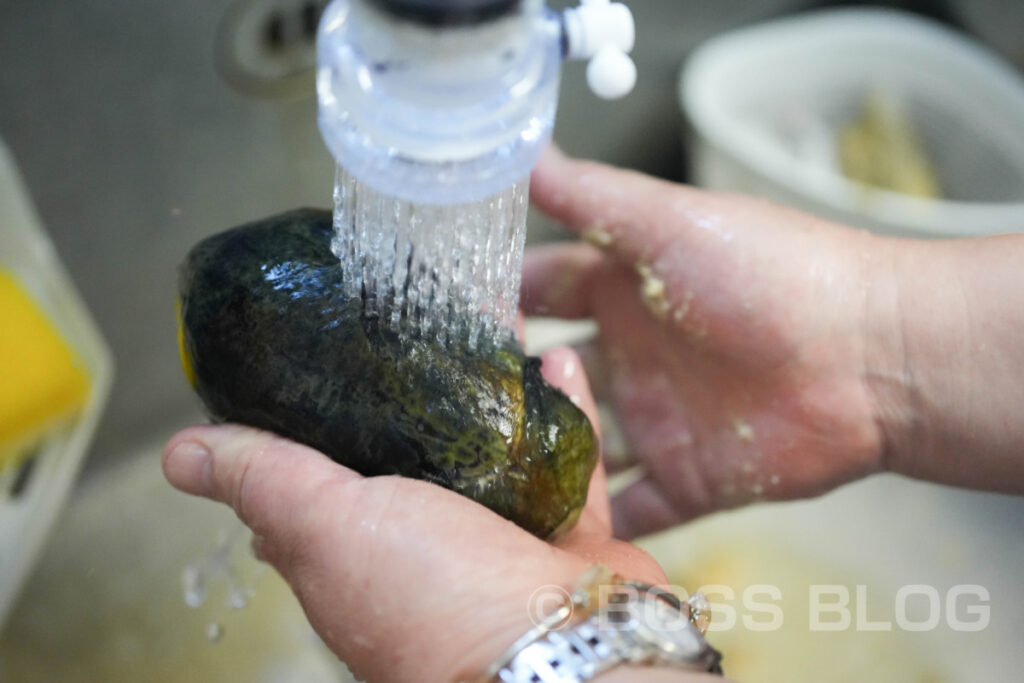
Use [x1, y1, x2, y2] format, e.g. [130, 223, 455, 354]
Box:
[473, 566, 723, 683]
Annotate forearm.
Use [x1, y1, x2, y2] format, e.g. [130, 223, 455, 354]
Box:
[869, 234, 1024, 491]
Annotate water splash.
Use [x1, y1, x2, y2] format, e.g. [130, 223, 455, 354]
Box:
[182, 524, 263, 623]
[331, 166, 529, 351]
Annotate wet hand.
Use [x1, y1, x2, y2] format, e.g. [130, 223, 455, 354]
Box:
[163, 347, 692, 683]
[524, 147, 893, 538]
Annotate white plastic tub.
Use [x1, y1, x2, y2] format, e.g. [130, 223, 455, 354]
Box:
[680, 9, 1024, 238]
[0, 140, 114, 628]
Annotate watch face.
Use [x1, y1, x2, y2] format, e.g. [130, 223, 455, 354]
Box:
[627, 586, 707, 660]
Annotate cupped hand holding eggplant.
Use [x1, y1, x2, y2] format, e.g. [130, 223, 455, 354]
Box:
[163, 348, 702, 683]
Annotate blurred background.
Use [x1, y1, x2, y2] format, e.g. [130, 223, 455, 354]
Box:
[1, 0, 1023, 680]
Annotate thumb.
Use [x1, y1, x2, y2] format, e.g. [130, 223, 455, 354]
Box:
[539, 345, 611, 535]
[162, 424, 360, 566]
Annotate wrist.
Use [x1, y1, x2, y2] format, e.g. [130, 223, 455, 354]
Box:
[859, 233, 923, 475]
[451, 560, 593, 682]
[859, 235, 1018, 487]
[463, 566, 723, 683]
[869, 235, 1024, 491]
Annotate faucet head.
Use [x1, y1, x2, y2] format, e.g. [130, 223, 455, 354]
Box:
[366, 0, 523, 26]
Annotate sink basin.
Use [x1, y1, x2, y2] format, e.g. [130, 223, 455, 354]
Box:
[640, 475, 1024, 682]
[0, 443, 355, 682]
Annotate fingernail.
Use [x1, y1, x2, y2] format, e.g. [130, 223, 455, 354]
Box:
[164, 440, 212, 496]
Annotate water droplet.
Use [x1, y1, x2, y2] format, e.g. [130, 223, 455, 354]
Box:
[207, 622, 224, 643]
[182, 565, 207, 608]
[181, 523, 262, 641]
[227, 585, 254, 610]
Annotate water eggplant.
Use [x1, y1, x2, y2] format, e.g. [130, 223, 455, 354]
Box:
[177, 209, 597, 538]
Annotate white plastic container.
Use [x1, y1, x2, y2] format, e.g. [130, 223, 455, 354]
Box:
[0, 140, 114, 628]
[680, 9, 1024, 238]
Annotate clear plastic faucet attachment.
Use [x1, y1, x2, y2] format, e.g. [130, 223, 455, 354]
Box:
[317, 0, 563, 204]
[317, 0, 636, 204]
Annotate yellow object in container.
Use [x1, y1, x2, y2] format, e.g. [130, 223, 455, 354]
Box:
[0, 269, 90, 471]
[839, 91, 942, 200]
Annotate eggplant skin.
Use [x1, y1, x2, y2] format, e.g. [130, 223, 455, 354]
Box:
[178, 209, 597, 538]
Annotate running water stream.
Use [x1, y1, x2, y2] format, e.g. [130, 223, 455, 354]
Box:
[330, 166, 529, 352]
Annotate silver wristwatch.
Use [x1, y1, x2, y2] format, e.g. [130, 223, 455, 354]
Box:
[477, 567, 723, 682]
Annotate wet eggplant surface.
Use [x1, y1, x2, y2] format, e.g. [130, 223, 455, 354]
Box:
[178, 209, 596, 538]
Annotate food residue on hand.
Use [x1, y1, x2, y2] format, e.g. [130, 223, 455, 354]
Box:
[674, 290, 696, 324]
[636, 263, 671, 320]
[733, 418, 756, 443]
[583, 224, 614, 248]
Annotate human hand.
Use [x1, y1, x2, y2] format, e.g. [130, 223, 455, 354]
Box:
[163, 347, 713, 683]
[524, 148, 895, 538]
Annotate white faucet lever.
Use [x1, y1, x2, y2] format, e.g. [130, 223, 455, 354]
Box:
[562, 0, 637, 99]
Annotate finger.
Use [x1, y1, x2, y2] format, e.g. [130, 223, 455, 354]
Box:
[521, 242, 606, 319]
[539, 346, 611, 535]
[163, 424, 359, 546]
[573, 336, 609, 402]
[531, 146, 707, 268]
[559, 338, 638, 474]
[597, 404, 638, 475]
[540, 345, 599, 428]
[610, 476, 683, 540]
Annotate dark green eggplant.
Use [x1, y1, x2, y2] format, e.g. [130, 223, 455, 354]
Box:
[177, 209, 597, 538]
